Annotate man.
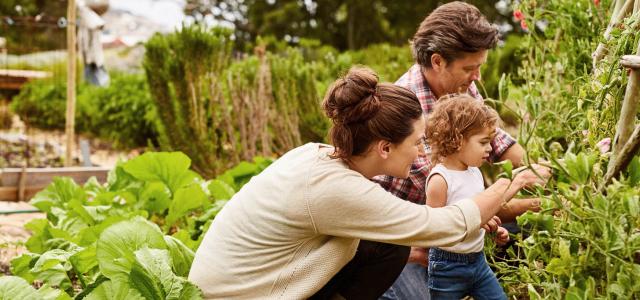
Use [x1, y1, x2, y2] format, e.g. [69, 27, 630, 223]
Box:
[377, 2, 540, 299]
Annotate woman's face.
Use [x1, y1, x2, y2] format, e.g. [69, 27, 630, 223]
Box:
[385, 117, 427, 178]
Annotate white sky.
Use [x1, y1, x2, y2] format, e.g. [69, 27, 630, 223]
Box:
[109, 0, 186, 30]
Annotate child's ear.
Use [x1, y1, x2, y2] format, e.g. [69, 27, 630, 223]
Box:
[375, 140, 392, 159]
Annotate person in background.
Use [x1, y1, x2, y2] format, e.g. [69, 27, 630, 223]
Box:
[378, 2, 541, 299]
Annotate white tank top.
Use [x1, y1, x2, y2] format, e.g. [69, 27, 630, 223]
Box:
[427, 164, 485, 253]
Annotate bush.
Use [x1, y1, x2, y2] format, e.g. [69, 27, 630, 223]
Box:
[82, 72, 158, 148]
[10, 79, 91, 131]
[9, 73, 159, 148]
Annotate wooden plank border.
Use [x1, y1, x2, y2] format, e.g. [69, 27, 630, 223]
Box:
[0, 167, 110, 202]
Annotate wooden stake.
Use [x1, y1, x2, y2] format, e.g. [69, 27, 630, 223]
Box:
[65, 0, 77, 167]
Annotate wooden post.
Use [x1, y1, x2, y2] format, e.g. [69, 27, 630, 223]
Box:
[65, 0, 77, 167]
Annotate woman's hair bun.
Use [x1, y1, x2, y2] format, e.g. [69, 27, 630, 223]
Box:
[322, 67, 381, 124]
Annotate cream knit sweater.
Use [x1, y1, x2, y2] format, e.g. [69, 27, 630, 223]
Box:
[189, 143, 481, 299]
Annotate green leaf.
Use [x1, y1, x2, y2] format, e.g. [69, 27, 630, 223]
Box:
[84, 279, 145, 300]
[24, 218, 53, 253]
[10, 253, 40, 282]
[96, 217, 167, 280]
[30, 177, 87, 215]
[166, 184, 207, 227]
[163, 236, 195, 277]
[69, 245, 98, 274]
[129, 248, 203, 300]
[0, 276, 69, 300]
[128, 248, 172, 300]
[627, 156, 640, 186]
[207, 179, 235, 200]
[122, 152, 198, 194]
[30, 249, 74, 291]
[546, 258, 567, 276]
[496, 160, 513, 179]
[139, 182, 172, 214]
[564, 287, 584, 300]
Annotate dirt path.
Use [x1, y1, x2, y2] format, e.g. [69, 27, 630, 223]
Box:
[0, 201, 44, 275]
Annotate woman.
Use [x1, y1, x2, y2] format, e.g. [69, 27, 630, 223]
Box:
[188, 67, 549, 299]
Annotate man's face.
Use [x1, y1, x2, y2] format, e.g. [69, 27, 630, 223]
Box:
[438, 50, 488, 95]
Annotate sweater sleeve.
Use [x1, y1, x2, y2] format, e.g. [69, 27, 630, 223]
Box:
[307, 171, 481, 248]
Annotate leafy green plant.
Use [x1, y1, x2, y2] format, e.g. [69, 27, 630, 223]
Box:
[0, 152, 272, 298]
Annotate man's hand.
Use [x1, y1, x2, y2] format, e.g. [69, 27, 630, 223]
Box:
[407, 247, 428, 267]
[494, 226, 510, 246]
[482, 215, 502, 232]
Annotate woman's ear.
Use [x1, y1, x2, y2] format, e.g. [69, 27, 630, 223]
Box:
[374, 140, 392, 159]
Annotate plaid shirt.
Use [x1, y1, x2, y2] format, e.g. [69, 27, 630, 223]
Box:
[373, 64, 517, 204]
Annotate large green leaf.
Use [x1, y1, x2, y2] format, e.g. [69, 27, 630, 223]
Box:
[122, 152, 198, 194]
[165, 184, 208, 227]
[84, 279, 145, 300]
[163, 236, 195, 277]
[207, 179, 235, 201]
[0, 276, 69, 300]
[96, 217, 167, 279]
[128, 248, 203, 300]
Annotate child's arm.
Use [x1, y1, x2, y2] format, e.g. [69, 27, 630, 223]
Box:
[425, 174, 447, 208]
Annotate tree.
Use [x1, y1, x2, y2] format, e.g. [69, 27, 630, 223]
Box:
[185, 0, 516, 51]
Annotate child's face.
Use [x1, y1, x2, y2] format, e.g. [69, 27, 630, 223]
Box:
[458, 127, 495, 167]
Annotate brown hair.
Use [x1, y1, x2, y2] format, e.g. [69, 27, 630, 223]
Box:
[412, 1, 499, 68]
[425, 94, 499, 162]
[322, 67, 423, 160]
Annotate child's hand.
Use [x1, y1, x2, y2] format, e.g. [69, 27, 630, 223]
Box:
[494, 226, 510, 246]
[513, 164, 552, 188]
[482, 216, 502, 233]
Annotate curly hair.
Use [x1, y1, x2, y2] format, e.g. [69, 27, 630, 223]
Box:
[425, 94, 499, 163]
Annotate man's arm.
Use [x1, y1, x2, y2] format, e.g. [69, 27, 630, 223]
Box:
[498, 143, 525, 167]
[496, 197, 541, 223]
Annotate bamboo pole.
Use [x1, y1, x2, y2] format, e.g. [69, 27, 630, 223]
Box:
[65, 0, 77, 167]
[592, 0, 635, 69]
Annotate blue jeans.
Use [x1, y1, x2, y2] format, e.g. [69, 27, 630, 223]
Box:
[379, 263, 430, 300]
[428, 248, 506, 300]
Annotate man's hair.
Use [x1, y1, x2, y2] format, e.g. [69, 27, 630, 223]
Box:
[322, 67, 423, 160]
[425, 94, 499, 163]
[412, 1, 499, 68]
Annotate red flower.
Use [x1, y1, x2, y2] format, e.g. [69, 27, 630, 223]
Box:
[513, 10, 524, 21]
[594, 0, 600, 6]
[520, 20, 529, 31]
